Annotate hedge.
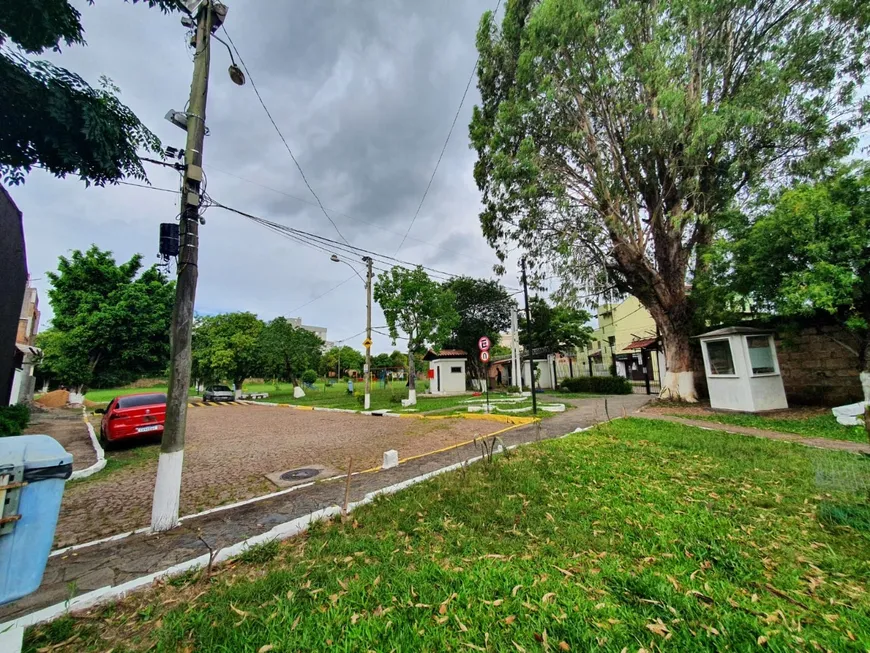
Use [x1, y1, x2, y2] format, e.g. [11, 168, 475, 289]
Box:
[0, 404, 31, 437]
[560, 376, 633, 395]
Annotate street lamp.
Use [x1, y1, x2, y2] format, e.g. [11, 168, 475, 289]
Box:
[330, 254, 374, 410]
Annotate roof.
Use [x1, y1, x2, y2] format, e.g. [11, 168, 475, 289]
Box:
[15, 343, 41, 355]
[623, 337, 658, 351]
[694, 326, 772, 339]
[423, 349, 467, 361]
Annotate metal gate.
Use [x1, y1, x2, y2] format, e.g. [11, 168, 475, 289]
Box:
[628, 350, 661, 395]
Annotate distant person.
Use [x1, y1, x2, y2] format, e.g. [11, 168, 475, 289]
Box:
[347, 379, 354, 395]
[496, 368, 503, 386]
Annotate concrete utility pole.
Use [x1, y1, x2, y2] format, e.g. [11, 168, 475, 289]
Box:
[364, 256, 373, 410]
[510, 307, 521, 391]
[521, 258, 538, 416]
[151, 2, 213, 532]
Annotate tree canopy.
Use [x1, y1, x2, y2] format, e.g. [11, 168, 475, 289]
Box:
[471, 0, 870, 400]
[39, 246, 174, 388]
[192, 312, 263, 391]
[259, 317, 323, 385]
[321, 346, 365, 378]
[0, 0, 179, 185]
[521, 297, 593, 354]
[374, 266, 459, 400]
[444, 276, 515, 377]
[698, 164, 870, 396]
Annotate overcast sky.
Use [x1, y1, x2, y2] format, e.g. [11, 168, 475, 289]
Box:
[11, 0, 527, 353]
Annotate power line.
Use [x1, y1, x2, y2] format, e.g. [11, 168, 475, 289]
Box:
[220, 26, 350, 246]
[207, 166, 459, 255]
[117, 181, 180, 194]
[395, 0, 503, 254]
[289, 274, 357, 313]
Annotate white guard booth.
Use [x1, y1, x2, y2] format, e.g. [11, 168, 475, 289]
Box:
[522, 358, 554, 390]
[424, 349, 468, 395]
[696, 326, 787, 412]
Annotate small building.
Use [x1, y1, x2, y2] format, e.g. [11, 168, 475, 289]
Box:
[423, 349, 467, 395]
[696, 326, 787, 412]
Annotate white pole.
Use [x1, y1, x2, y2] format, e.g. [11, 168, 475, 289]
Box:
[511, 308, 522, 391]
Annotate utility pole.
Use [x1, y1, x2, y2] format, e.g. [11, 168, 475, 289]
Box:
[151, 1, 213, 532]
[363, 256, 373, 410]
[510, 307, 522, 392]
[521, 258, 538, 416]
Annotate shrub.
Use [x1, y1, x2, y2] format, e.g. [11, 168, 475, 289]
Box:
[560, 376, 632, 395]
[301, 369, 318, 385]
[0, 404, 31, 437]
[505, 385, 520, 394]
[389, 392, 403, 405]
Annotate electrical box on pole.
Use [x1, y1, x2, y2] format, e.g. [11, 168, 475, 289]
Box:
[159, 223, 180, 261]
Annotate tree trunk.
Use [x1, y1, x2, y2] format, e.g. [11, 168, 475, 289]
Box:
[233, 377, 245, 399]
[646, 301, 699, 403]
[407, 344, 417, 405]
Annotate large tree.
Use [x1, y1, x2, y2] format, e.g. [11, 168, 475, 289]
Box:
[374, 267, 459, 404]
[259, 317, 323, 386]
[0, 0, 178, 185]
[321, 346, 365, 378]
[191, 312, 264, 393]
[444, 276, 515, 378]
[521, 297, 593, 354]
[698, 164, 870, 401]
[471, 0, 869, 401]
[41, 246, 174, 389]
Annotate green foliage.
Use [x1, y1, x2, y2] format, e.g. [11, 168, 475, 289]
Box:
[0, 404, 30, 437]
[301, 369, 318, 385]
[258, 317, 323, 385]
[444, 276, 515, 376]
[38, 246, 174, 389]
[321, 346, 364, 377]
[374, 266, 460, 390]
[521, 297, 592, 353]
[0, 0, 179, 185]
[471, 0, 870, 381]
[698, 164, 870, 371]
[192, 313, 264, 389]
[561, 375, 632, 394]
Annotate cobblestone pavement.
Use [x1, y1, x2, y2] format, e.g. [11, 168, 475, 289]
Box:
[56, 406, 513, 548]
[24, 407, 95, 472]
[0, 394, 650, 623]
[636, 412, 870, 454]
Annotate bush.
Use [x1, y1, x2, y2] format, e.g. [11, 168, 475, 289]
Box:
[301, 369, 318, 385]
[505, 385, 520, 394]
[0, 404, 31, 437]
[560, 376, 632, 395]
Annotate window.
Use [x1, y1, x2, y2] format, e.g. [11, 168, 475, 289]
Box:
[747, 336, 776, 374]
[117, 393, 167, 408]
[705, 340, 735, 375]
[450, 366, 462, 373]
[608, 336, 616, 348]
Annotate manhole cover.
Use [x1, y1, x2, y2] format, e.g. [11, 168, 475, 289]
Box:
[279, 467, 321, 482]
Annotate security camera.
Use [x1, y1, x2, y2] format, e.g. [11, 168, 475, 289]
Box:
[164, 110, 189, 132]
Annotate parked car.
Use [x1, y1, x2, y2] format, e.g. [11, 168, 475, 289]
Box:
[95, 393, 167, 448]
[203, 385, 235, 402]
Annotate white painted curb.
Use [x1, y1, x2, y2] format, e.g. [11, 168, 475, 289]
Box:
[68, 409, 106, 482]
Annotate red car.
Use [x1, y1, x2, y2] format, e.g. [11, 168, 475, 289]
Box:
[97, 392, 167, 448]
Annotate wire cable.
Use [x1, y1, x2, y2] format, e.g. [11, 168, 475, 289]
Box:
[117, 181, 180, 194]
[220, 26, 351, 246]
[394, 0, 503, 254]
[289, 274, 357, 313]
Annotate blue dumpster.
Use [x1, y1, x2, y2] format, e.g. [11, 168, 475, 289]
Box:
[0, 435, 72, 606]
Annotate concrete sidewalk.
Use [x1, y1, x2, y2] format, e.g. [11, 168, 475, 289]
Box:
[636, 413, 870, 455]
[0, 394, 650, 623]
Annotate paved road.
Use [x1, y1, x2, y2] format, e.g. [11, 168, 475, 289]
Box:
[0, 394, 650, 623]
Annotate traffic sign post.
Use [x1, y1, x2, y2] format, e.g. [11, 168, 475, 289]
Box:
[479, 339, 491, 413]
[478, 336, 491, 352]
[479, 350, 490, 363]
[362, 338, 372, 349]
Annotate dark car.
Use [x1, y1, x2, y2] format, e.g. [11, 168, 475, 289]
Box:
[96, 393, 166, 448]
[203, 385, 235, 402]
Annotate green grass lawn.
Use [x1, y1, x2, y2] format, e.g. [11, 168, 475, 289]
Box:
[26, 419, 870, 652]
[670, 411, 868, 445]
[67, 441, 160, 486]
[84, 386, 198, 404]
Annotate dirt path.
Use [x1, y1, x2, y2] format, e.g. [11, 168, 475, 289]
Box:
[24, 407, 95, 472]
[635, 413, 870, 455]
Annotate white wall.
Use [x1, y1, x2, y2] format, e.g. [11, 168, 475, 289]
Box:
[701, 334, 787, 412]
[431, 359, 466, 395]
[522, 359, 553, 390]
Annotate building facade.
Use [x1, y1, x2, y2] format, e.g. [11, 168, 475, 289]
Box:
[0, 186, 29, 406]
[287, 316, 329, 349]
[17, 279, 39, 346]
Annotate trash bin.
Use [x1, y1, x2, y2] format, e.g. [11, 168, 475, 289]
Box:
[0, 435, 73, 606]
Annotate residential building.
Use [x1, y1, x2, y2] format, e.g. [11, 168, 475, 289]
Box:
[17, 278, 40, 346]
[287, 317, 328, 347]
[577, 296, 664, 384]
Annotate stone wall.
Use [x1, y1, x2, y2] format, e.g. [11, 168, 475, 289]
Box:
[691, 322, 863, 407]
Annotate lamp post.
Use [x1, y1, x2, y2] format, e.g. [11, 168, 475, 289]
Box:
[330, 254, 374, 410]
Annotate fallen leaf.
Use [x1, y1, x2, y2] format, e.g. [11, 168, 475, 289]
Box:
[687, 590, 714, 605]
[823, 614, 838, 623]
[504, 615, 516, 625]
[455, 615, 468, 632]
[559, 642, 570, 651]
[439, 604, 447, 615]
[291, 615, 301, 630]
[374, 575, 381, 585]
[511, 584, 522, 597]
[436, 616, 449, 624]
[258, 646, 274, 653]
[546, 512, 555, 522]
[462, 643, 485, 651]
[542, 592, 556, 604]
[757, 635, 768, 645]
[646, 619, 670, 638]
[351, 613, 360, 625]
[553, 566, 574, 578]
[512, 641, 527, 652]
[229, 604, 249, 618]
